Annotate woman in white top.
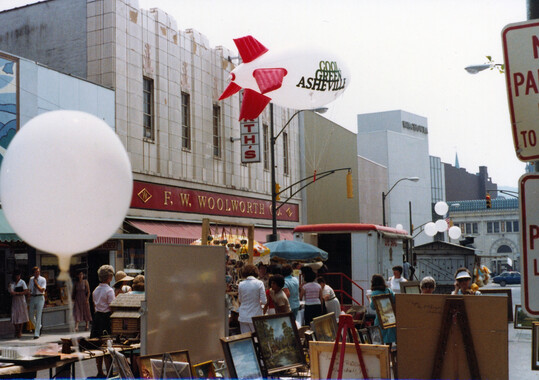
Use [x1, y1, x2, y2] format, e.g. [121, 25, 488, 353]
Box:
[388, 265, 407, 293]
[317, 277, 341, 322]
[238, 264, 266, 333]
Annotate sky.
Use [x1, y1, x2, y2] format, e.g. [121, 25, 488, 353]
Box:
[1, 0, 530, 188]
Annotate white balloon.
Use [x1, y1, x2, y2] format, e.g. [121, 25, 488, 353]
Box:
[396, 224, 403, 230]
[435, 219, 449, 232]
[434, 201, 449, 216]
[424, 222, 437, 237]
[0, 111, 132, 273]
[449, 226, 462, 240]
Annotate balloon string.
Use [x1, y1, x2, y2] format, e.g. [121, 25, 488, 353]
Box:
[64, 273, 88, 379]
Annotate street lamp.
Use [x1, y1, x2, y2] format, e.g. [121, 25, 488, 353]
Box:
[382, 177, 419, 226]
[269, 104, 328, 242]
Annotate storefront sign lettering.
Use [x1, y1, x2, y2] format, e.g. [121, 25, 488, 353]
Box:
[131, 181, 299, 221]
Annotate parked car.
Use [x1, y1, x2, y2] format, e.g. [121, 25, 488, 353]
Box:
[492, 271, 521, 287]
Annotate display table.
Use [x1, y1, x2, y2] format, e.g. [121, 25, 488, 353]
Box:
[0, 343, 140, 378]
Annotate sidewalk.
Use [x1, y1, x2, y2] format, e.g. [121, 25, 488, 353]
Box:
[509, 321, 539, 379]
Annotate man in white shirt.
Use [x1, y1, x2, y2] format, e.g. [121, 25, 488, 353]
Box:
[28, 266, 47, 339]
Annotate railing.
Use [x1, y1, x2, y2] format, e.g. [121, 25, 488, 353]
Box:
[322, 272, 364, 306]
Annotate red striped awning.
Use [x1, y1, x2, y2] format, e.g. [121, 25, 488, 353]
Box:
[127, 219, 294, 245]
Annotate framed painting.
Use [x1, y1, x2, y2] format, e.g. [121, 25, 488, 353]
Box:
[220, 332, 264, 379]
[139, 350, 191, 379]
[515, 305, 539, 329]
[357, 328, 371, 344]
[311, 312, 338, 342]
[192, 360, 216, 378]
[252, 312, 306, 374]
[480, 288, 513, 322]
[533, 322, 539, 370]
[400, 281, 421, 294]
[372, 293, 396, 329]
[368, 326, 383, 345]
[309, 341, 390, 379]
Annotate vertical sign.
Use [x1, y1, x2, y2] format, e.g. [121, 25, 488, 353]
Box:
[240, 119, 260, 163]
[519, 174, 539, 314]
[502, 20, 539, 160]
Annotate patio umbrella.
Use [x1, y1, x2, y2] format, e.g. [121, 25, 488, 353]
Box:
[266, 240, 329, 262]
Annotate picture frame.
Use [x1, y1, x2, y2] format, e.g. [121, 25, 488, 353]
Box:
[368, 326, 384, 345]
[400, 281, 421, 294]
[109, 348, 134, 379]
[309, 341, 390, 379]
[310, 312, 338, 342]
[515, 305, 539, 329]
[357, 328, 371, 344]
[252, 312, 306, 374]
[139, 350, 192, 379]
[192, 360, 216, 378]
[372, 293, 396, 329]
[220, 332, 264, 379]
[480, 288, 513, 322]
[533, 322, 539, 370]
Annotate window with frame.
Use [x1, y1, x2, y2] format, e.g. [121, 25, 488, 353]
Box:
[143, 77, 154, 140]
[487, 221, 500, 233]
[283, 132, 289, 175]
[213, 105, 221, 158]
[263, 124, 269, 170]
[181, 92, 191, 150]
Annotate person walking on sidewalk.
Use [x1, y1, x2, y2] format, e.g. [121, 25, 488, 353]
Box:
[8, 269, 29, 338]
[73, 270, 92, 331]
[28, 266, 46, 339]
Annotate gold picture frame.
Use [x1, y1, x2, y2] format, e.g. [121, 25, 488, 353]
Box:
[372, 293, 396, 329]
[139, 350, 191, 379]
[192, 360, 216, 378]
[310, 312, 338, 342]
[480, 288, 513, 322]
[400, 281, 421, 294]
[515, 305, 539, 330]
[309, 341, 390, 379]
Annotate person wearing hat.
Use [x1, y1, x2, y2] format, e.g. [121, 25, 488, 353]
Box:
[452, 267, 481, 295]
[113, 271, 133, 296]
[131, 275, 145, 295]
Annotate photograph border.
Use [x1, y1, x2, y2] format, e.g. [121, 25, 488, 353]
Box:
[400, 281, 421, 294]
[139, 349, 191, 379]
[533, 322, 539, 370]
[310, 312, 338, 342]
[252, 312, 306, 374]
[480, 288, 513, 322]
[358, 328, 371, 344]
[372, 293, 396, 329]
[220, 332, 264, 379]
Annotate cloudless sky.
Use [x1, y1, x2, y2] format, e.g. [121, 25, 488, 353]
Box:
[1, 0, 529, 188]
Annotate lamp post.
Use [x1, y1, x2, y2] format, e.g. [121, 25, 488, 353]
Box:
[268, 104, 328, 242]
[382, 177, 419, 226]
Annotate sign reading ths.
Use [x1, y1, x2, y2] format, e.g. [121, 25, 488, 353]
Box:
[502, 20, 539, 161]
[240, 119, 261, 163]
[519, 174, 539, 314]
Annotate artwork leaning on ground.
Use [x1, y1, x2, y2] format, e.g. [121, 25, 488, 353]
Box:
[252, 313, 305, 374]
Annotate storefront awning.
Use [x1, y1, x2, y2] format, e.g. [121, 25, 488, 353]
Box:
[127, 219, 294, 245]
[0, 210, 22, 242]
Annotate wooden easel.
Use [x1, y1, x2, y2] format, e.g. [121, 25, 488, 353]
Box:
[326, 314, 368, 379]
[431, 297, 481, 380]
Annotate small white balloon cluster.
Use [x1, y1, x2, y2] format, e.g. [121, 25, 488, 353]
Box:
[422, 201, 461, 240]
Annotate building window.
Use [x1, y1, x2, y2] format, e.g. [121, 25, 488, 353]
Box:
[143, 77, 154, 140]
[493, 221, 500, 233]
[513, 220, 519, 232]
[473, 223, 478, 234]
[487, 222, 492, 234]
[283, 132, 289, 175]
[213, 105, 221, 158]
[487, 221, 500, 233]
[505, 221, 512, 233]
[263, 124, 269, 170]
[181, 92, 191, 150]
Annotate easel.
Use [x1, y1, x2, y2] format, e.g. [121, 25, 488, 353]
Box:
[431, 297, 481, 379]
[159, 352, 182, 379]
[326, 314, 368, 379]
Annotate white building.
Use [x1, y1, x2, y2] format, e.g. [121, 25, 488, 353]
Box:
[357, 110, 432, 245]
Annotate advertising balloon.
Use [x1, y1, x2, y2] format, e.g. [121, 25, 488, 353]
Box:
[395, 224, 403, 231]
[219, 35, 350, 120]
[0, 111, 133, 276]
[424, 222, 437, 237]
[449, 226, 462, 240]
[434, 201, 449, 216]
[435, 219, 449, 232]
